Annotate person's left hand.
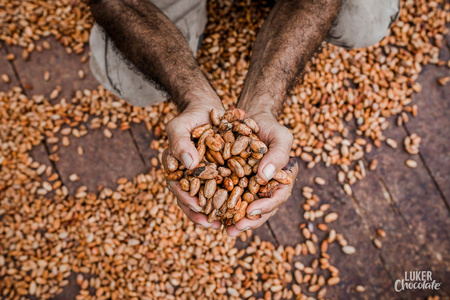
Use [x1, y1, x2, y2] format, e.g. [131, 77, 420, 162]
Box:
[226, 113, 298, 237]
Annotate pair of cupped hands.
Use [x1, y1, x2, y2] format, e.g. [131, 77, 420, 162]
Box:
[161, 102, 298, 237]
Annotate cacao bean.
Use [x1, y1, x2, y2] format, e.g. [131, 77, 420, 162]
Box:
[244, 118, 260, 133]
[231, 136, 249, 156]
[227, 158, 245, 178]
[191, 124, 212, 139]
[273, 169, 292, 184]
[204, 179, 217, 198]
[250, 140, 268, 154]
[164, 170, 183, 181]
[218, 167, 232, 177]
[190, 178, 200, 197]
[212, 189, 228, 209]
[258, 180, 280, 198]
[227, 186, 243, 208]
[180, 178, 190, 192]
[210, 108, 221, 126]
[166, 153, 179, 172]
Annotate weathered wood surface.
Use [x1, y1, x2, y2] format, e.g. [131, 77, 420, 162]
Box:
[269, 162, 398, 299]
[2, 34, 449, 299]
[4, 38, 98, 104]
[403, 42, 450, 206]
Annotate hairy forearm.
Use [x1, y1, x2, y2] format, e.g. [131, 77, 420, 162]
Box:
[89, 0, 219, 111]
[238, 0, 341, 116]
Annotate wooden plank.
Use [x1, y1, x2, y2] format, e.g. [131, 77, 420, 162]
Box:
[0, 43, 18, 91]
[351, 169, 440, 299]
[365, 122, 450, 295]
[403, 43, 450, 204]
[51, 127, 147, 194]
[4, 38, 98, 104]
[129, 122, 160, 168]
[1, 42, 59, 196]
[268, 162, 397, 299]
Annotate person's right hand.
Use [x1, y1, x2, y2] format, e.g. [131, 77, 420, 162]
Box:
[162, 101, 225, 230]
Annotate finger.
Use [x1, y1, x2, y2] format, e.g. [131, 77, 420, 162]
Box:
[258, 128, 293, 181]
[167, 181, 203, 213]
[226, 209, 279, 237]
[248, 159, 299, 216]
[177, 200, 221, 229]
[166, 120, 199, 170]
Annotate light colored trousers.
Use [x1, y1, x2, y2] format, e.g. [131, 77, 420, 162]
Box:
[90, 0, 400, 108]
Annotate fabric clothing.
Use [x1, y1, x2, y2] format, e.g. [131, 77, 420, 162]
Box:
[90, 0, 400, 108]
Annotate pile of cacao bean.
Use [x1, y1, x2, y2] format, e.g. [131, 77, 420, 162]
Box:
[164, 108, 292, 226]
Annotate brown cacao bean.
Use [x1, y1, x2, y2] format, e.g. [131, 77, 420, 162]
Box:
[273, 169, 292, 184]
[164, 170, 183, 181]
[204, 179, 217, 198]
[227, 158, 245, 178]
[191, 124, 212, 139]
[244, 118, 260, 133]
[231, 136, 249, 156]
[180, 178, 190, 192]
[190, 178, 201, 197]
[212, 189, 228, 209]
[166, 153, 179, 172]
[210, 108, 221, 126]
[250, 140, 268, 154]
[227, 186, 243, 208]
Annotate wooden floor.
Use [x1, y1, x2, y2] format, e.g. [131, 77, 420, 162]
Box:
[1, 34, 449, 300]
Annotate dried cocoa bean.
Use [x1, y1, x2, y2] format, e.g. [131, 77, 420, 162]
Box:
[273, 169, 292, 184]
[210, 108, 221, 126]
[218, 167, 232, 177]
[231, 136, 249, 156]
[204, 199, 213, 214]
[233, 201, 248, 223]
[233, 122, 252, 135]
[198, 189, 207, 207]
[209, 149, 225, 165]
[222, 142, 232, 160]
[242, 192, 255, 203]
[248, 176, 260, 194]
[164, 170, 183, 181]
[193, 165, 218, 179]
[192, 124, 212, 139]
[230, 173, 240, 185]
[239, 177, 248, 188]
[258, 180, 280, 198]
[227, 186, 243, 208]
[250, 140, 268, 154]
[190, 178, 201, 196]
[166, 153, 179, 172]
[207, 209, 218, 223]
[227, 158, 245, 178]
[212, 189, 228, 209]
[244, 118, 260, 133]
[180, 178, 190, 192]
[204, 179, 217, 198]
[222, 131, 235, 143]
[223, 177, 234, 192]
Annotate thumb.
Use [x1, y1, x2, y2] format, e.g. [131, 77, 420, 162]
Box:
[167, 123, 199, 170]
[258, 130, 293, 181]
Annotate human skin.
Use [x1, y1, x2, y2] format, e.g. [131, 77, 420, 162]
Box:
[89, 0, 341, 234]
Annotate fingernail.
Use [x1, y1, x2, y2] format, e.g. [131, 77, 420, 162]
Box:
[212, 223, 221, 230]
[242, 226, 251, 231]
[189, 205, 201, 213]
[250, 209, 261, 216]
[181, 152, 193, 169]
[263, 164, 275, 180]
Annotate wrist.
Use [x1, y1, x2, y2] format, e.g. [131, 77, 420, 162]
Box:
[237, 94, 279, 119]
[183, 92, 224, 114]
